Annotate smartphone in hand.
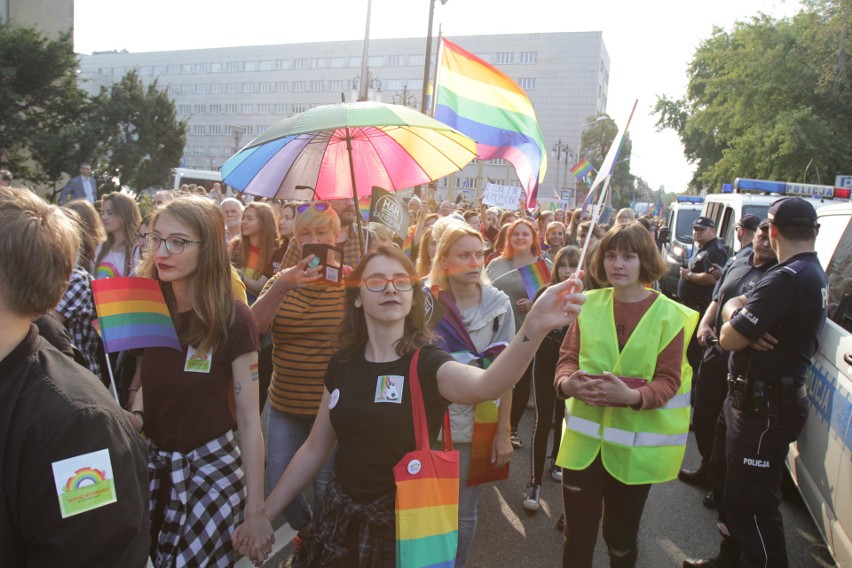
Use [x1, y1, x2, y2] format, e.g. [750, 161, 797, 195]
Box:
[301, 243, 343, 285]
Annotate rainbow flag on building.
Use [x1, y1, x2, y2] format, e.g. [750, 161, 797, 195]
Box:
[435, 37, 547, 208]
[570, 159, 594, 180]
[91, 277, 181, 353]
[518, 259, 551, 300]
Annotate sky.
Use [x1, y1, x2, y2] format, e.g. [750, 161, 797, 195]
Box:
[73, 0, 802, 195]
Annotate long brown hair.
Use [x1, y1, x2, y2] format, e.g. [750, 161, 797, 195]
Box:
[95, 192, 141, 276]
[139, 196, 235, 356]
[65, 199, 105, 271]
[233, 202, 278, 274]
[335, 247, 432, 360]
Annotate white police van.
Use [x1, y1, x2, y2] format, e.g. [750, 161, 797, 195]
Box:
[658, 196, 704, 297]
[786, 201, 852, 567]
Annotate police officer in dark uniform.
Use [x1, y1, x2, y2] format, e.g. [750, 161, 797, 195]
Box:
[684, 198, 827, 568]
[727, 214, 760, 265]
[678, 219, 777, 502]
[678, 216, 729, 368]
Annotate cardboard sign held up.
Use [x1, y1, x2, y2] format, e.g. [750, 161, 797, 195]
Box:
[482, 183, 522, 209]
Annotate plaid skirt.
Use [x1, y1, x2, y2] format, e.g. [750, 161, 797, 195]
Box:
[148, 431, 246, 568]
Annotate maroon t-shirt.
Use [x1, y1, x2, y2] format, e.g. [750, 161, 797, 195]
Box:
[141, 302, 260, 452]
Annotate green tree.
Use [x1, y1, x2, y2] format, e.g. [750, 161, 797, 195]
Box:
[91, 70, 187, 193]
[655, 5, 852, 190]
[0, 25, 89, 183]
[577, 114, 634, 210]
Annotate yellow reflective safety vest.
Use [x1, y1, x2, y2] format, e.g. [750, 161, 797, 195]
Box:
[556, 289, 698, 484]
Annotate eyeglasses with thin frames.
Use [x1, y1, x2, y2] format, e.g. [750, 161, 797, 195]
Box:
[363, 276, 414, 293]
[144, 234, 202, 254]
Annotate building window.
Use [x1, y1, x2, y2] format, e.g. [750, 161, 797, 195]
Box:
[209, 146, 219, 156]
[224, 104, 237, 114]
[181, 84, 191, 94]
[409, 54, 424, 66]
[178, 105, 191, 114]
[259, 82, 272, 92]
[518, 77, 536, 90]
[275, 81, 288, 92]
[139, 66, 151, 76]
[242, 126, 254, 136]
[277, 59, 291, 70]
[194, 104, 206, 114]
[167, 64, 179, 74]
[244, 61, 256, 72]
[209, 104, 222, 114]
[293, 81, 306, 92]
[182, 64, 192, 73]
[195, 63, 208, 73]
[195, 84, 209, 94]
[194, 146, 205, 156]
[242, 82, 254, 93]
[209, 125, 221, 134]
[330, 57, 345, 68]
[329, 79, 345, 91]
[259, 60, 274, 71]
[388, 55, 402, 66]
[292, 103, 306, 113]
[152, 65, 163, 75]
[211, 83, 222, 94]
[348, 57, 361, 68]
[314, 58, 326, 69]
[258, 103, 270, 114]
[496, 52, 514, 64]
[211, 63, 222, 73]
[385, 79, 404, 91]
[274, 103, 287, 114]
[310, 80, 324, 91]
[520, 51, 537, 64]
[408, 79, 423, 90]
[368, 55, 383, 66]
[295, 58, 310, 69]
[193, 125, 205, 135]
[241, 104, 253, 114]
[226, 83, 239, 93]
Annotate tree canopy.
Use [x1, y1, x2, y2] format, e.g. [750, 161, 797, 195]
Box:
[654, 2, 852, 191]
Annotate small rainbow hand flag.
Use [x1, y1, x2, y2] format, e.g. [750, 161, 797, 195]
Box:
[358, 196, 371, 222]
[91, 277, 181, 353]
[402, 232, 414, 257]
[518, 260, 551, 300]
[570, 159, 594, 180]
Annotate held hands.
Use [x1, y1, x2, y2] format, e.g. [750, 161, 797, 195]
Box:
[276, 254, 323, 292]
[597, 372, 642, 406]
[524, 271, 586, 335]
[232, 511, 275, 567]
[491, 428, 513, 467]
[560, 371, 606, 405]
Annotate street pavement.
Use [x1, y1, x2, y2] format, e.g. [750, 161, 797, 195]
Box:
[258, 404, 836, 568]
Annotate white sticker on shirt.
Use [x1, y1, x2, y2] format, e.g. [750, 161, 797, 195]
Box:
[184, 345, 212, 373]
[51, 449, 117, 518]
[329, 388, 340, 409]
[374, 375, 404, 404]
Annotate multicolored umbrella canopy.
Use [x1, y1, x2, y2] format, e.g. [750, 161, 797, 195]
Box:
[221, 101, 477, 201]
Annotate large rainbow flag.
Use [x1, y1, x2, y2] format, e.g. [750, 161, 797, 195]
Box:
[91, 277, 181, 353]
[518, 259, 552, 300]
[435, 38, 546, 208]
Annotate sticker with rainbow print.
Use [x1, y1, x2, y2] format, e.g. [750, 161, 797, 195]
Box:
[51, 448, 117, 518]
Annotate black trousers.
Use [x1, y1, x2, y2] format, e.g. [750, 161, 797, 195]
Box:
[710, 394, 809, 567]
[561, 454, 651, 568]
[692, 345, 729, 467]
[510, 361, 534, 431]
[530, 360, 564, 485]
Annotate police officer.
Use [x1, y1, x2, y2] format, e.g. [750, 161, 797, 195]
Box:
[683, 198, 827, 568]
[678, 219, 777, 503]
[678, 216, 729, 368]
[728, 214, 760, 264]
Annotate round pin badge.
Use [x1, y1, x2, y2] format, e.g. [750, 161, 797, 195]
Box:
[328, 389, 340, 409]
[407, 459, 422, 475]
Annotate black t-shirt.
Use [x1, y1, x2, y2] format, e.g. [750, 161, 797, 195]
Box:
[728, 252, 827, 384]
[677, 237, 728, 301]
[325, 344, 454, 504]
[712, 253, 776, 331]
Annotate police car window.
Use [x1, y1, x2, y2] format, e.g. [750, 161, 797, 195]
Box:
[743, 205, 769, 221]
[720, 208, 735, 253]
[822, 215, 852, 332]
[676, 209, 700, 243]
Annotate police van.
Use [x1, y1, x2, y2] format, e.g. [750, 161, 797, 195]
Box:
[786, 201, 852, 567]
[700, 178, 851, 257]
[658, 195, 704, 297]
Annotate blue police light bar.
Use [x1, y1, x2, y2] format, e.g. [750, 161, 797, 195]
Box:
[676, 195, 704, 203]
[722, 183, 733, 193]
[734, 178, 786, 194]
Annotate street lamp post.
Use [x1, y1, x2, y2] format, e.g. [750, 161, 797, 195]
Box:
[552, 138, 571, 198]
[421, 0, 448, 115]
[392, 84, 417, 108]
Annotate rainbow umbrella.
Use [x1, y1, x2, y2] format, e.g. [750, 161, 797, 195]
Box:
[221, 101, 477, 202]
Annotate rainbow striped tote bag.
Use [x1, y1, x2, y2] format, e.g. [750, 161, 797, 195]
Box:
[394, 349, 459, 568]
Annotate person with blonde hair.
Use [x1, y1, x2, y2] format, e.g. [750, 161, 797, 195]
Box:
[429, 224, 515, 566]
[127, 196, 268, 566]
[416, 227, 437, 278]
[94, 192, 141, 278]
[616, 207, 637, 225]
[230, 201, 280, 303]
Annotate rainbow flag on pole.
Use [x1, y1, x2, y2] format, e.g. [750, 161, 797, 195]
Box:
[518, 259, 552, 300]
[91, 277, 180, 353]
[435, 38, 547, 208]
[570, 159, 594, 180]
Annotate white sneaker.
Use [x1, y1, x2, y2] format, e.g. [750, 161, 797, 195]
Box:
[550, 464, 563, 482]
[523, 484, 541, 511]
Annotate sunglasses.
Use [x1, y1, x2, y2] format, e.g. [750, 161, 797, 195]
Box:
[296, 202, 331, 215]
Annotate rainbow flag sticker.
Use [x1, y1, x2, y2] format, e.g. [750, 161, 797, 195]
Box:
[51, 449, 116, 518]
[91, 277, 181, 353]
[518, 259, 551, 300]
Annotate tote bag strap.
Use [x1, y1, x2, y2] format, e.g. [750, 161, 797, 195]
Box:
[408, 349, 453, 452]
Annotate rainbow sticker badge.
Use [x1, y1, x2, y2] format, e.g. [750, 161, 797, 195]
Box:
[51, 449, 117, 518]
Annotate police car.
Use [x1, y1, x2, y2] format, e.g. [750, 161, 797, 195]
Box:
[658, 195, 703, 297]
[786, 201, 852, 567]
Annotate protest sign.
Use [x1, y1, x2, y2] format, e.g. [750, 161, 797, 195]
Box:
[369, 186, 409, 237]
[482, 183, 522, 209]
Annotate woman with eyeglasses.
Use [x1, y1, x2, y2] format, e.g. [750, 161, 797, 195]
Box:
[94, 192, 141, 279]
[125, 196, 269, 566]
[234, 246, 586, 567]
[249, 202, 348, 537]
[229, 202, 281, 304]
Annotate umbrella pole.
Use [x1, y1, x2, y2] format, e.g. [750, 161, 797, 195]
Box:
[344, 126, 365, 256]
